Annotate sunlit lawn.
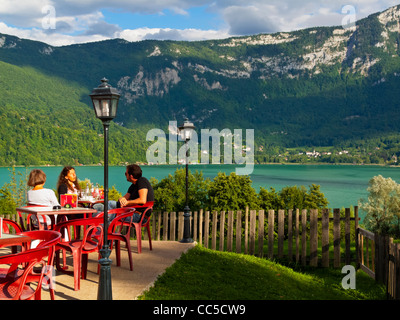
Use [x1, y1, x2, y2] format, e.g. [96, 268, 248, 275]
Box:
[137, 245, 385, 300]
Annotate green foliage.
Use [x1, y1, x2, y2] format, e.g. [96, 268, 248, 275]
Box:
[0, 167, 27, 215]
[152, 169, 328, 214]
[359, 175, 400, 237]
[208, 172, 259, 212]
[258, 184, 328, 211]
[151, 168, 210, 212]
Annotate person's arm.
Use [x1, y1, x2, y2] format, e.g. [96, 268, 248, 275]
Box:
[120, 189, 148, 207]
[118, 193, 131, 207]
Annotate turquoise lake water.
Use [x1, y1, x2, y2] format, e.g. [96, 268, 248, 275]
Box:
[2, 164, 400, 217]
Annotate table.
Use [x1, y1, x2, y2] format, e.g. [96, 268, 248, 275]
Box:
[78, 199, 104, 208]
[16, 207, 97, 230]
[0, 233, 31, 247]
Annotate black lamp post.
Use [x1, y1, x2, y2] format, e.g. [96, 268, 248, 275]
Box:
[90, 78, 120, 300]
[179, 118, 195, 243]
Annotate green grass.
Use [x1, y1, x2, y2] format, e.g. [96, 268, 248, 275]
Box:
[137, 245, 386, 300]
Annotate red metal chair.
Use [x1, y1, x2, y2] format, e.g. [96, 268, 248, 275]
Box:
[54, 217, 103, 291]
[0, 246, 51, 300]
[17, 230, 61, 300]
[126, 201, 154, 254]
[17, 204, 53, 231]
[1, 218, 23, 234]
[96, 208, 136, 271]
[1, 218, 24, 253]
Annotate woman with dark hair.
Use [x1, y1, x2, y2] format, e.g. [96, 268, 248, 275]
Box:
[56, 166, 81, 201]
[56, 166, 82, 221]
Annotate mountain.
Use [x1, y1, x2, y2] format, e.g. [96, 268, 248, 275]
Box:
[1, 5, 400, 166]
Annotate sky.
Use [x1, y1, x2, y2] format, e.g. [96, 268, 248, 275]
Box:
[0, 0, 399, 46]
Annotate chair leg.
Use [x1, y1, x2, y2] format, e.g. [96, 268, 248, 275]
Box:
[135, 225, 142, 254]
[146, 225, 152, 251]
[81, 253, 88, 280]
[72, 249, 81, 291]
[125, 239, 133, 271]
[115, 240, 121, 267]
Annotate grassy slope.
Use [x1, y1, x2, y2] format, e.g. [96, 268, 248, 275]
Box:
[138, 245, 385, 300]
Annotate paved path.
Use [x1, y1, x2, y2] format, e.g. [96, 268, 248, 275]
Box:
[43, 240, 195, 300]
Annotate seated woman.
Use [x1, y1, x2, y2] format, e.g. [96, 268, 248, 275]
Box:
[56, 166, 81, 199]
[26, 169, 60, 228]
[56, 166, 83, 221]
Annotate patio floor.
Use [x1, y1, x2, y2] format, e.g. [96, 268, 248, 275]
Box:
[42, 240, 195, 300]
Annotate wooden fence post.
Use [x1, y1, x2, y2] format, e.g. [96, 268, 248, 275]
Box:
[204, 211, 210, 249]
[249, 210, 256, 255]
[345, 208, 351, 265]
[199, 209, 203, 246]
[301, 209, 307, 266]
[258, 210, 265, 258]
[163, 212, 169, 241]
[219, 211, 225, 251]
[310, 209, 318, 267]
[287, 209, 293, 262]
[170, 211, 176, 241]
[333, 208, 341, 268]
[178, 212, 184, 240]
[244, 207, 249, 254]
[268, 210, 274, 259]
[278, 210, 284, 259]
[157, 212, 162, 241]
[193, 211, 198, 242]
[236, 210, 242, 254]
[212, 211, 218, 251]
[227, 211, 233, 252]
[322, 208, 330, 267]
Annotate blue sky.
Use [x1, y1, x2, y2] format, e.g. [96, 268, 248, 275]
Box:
[102, 6, 222, 30]
[0, 1, 398, 46]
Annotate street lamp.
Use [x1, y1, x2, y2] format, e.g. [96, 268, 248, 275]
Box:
[179, 118, 195, 243]
[90, 78, 120, 300]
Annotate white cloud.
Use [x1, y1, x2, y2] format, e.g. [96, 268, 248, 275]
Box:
[0, 0, 398, 46]
[118, 27, 229, 42]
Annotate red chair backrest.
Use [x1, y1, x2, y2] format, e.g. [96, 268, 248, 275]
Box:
[96, 207, 135, 219]
[2, 218, 23, 234]
[54, 217, 104, 250]
[17, 230, 61, 248]
[128, 201, 154, 209]
[108, 209, 135, 233]
[0, 246, 50, 300]
[127, 201, 154, 224]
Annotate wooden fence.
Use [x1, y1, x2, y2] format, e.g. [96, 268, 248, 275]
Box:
[151, 207, 359, 267]
[357, 227, 400, 300]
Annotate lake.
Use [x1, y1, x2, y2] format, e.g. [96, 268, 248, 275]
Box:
[2, 164, 400, 217]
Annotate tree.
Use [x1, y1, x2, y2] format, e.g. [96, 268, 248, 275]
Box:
[258, 187, 284, 210]
[258, 184, 328, 211]
[0, 167, 27, 216]
[152, 169, 210, 212]
[304, 184, 329, 209]
[208, 172, 259, 211]
[359, 175, 400, 235]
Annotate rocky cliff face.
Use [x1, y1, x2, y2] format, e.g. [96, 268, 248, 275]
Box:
[115, 5, 400, 102]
